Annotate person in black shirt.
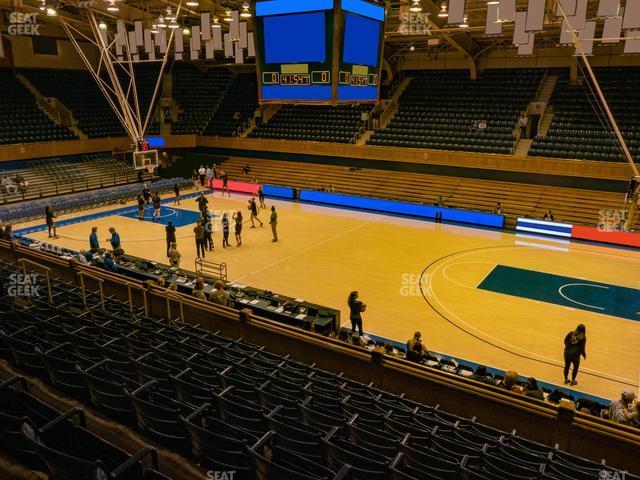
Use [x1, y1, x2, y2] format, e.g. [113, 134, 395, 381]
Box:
[222, 212, 231, 248]
[165, 221, 176, 257]
[347, 291, 365, 336]
[137, 194, 145, 221]
[142, 184, 151, 206]
[173, 182, 181, 205]
[248, 198, 263, 228]
[563, 324, 587, 385]
[152, 193, 161, 222]
[45, 205, 57, 238]
[258, 186, 266, 209]
[203, 210, 214, 251]
[196, 192, 208, 214]
[233, 211, 243, 246]
[221, 171, 230, 198]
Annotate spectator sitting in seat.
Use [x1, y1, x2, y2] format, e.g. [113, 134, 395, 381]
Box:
[477, 116, 487, 133]
[209, 280, 230, 307]
[351, 333, 366, 347]
[608, 389, 637, 425]
[103, 252, 118, 272]
[384, 341, 399, 357]
[470, 365, 497, 386]
[192, 276, 207, 300]
[523, 377, 545, 400]
[499, 370, 522, 393]
[406, 331, 427, 362]
[337, 327, 350, 342]
[493, 202, 503, 215]
[543, 209, 555, 221]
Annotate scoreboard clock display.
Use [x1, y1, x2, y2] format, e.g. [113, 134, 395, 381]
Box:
[252, 0, 385, 104]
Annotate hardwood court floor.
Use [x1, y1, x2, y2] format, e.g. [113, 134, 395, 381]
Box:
[21, 189, 640, 400]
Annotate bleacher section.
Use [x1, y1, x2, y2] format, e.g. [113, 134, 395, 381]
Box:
[170, 64, 232, 135]
[219, 157, 623, 228]
[369, 69, 544, 154]
[20, 68, 127, 139]
[203, 73, 259, 137]
[0, 153, 153, 205]
[0, 69, 76, 145]
[0, 257, 637, 480]
[249, 105, 371, 143]
[530, 68, 640, 162]
[0, 177, 190, 224]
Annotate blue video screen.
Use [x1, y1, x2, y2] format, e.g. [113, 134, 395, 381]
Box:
[343, 13, 381, 67]
[263, 12, 326, 64]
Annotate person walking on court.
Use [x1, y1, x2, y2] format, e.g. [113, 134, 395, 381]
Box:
[222, 212, 231, 248]
[258, 186, 266, 209]
[165, 221, 176, 257]
[196, 192, 209, 215]
[45, 205, 57, 238]
[248, 198, 263, 228]
[347, 291, 365, 336]
[89, 227, 100, 253]
[221, 171, 230, 198]
[142, 184, 151, 206]
[206, 165, 214, 188]
[269, 206, 278, 242]
[173, 182, 181, 205]
[194, 221, 206, 258]
[233, 211, 243, 246]
[137, 194, 145, 221]
[192, 169, 199, 191]
[152, 192, 161, 221]
[563, 324, 587, 386]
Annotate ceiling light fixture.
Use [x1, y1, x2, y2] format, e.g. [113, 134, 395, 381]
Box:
[99, 21, 107, 29]
[409, 44, 415, 51]
[182, 27, 190, 35]
[438, 3, 448, 17]
[459, 15, 469, 27]
[241, 2, 251, 17]
[212, 17, 221, 28]
[46, 7, 57, 16]
[224, 10, 233, 22]
[409, 0, 422, 13]
[157, 16, 166, 28]
[168, 19, 179, 29]
[106, 1, 118, 12]
[186, 0, 199, 6]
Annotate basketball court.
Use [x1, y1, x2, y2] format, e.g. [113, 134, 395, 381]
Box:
[15, 188, 640, 401]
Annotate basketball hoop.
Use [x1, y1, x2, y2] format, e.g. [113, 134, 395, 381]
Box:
[145, 164, 156, 176]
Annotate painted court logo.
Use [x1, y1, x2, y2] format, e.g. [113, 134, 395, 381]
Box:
[7, 12, 40, 36]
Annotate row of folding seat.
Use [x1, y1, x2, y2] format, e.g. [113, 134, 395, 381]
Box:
[1, 259, 634, 480]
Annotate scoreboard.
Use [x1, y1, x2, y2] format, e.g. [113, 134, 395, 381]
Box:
[252, 0, 385, 104]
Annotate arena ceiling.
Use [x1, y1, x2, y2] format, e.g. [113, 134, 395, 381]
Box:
[0, 0, 630, 62]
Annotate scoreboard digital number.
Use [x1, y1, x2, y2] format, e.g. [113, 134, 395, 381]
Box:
[252, 0, 385, 104]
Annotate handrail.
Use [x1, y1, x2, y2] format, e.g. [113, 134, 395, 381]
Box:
[77, 271, 105, 311]
[16, 258, 53, 303]
[125, 282, 148, 317]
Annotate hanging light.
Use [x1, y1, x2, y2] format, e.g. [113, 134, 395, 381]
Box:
[212, 17, 221, 28]
[487, 0, 499, 4]
[186, 0, 199, 5]
[409, 44, 415, 51]
[459, 15, 469, 27]
[39, 0, 46, 11]
[46, 7, 57, 16]
[240, 2, 251, 18]
[165, 7, 176, 21]
[438, 3, 448, 17]
[99, 21, 108, 30]
[224, 10, 233, 22]
[157, 16, 167, 28]
[168, 19, 179, 29]
[409, 0, 422, 13]
[106, 0, 119, 12]
[182, 27, 190, 35]
[151, 23, 159, 33]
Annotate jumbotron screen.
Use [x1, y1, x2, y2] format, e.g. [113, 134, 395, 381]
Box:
[252, 0, 385, 104]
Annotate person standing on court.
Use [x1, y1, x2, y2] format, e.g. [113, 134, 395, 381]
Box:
[108, 227, 123, 257]
[173, 182, 181, 205]
[269, 206, 278, 242]
[165, 221, 176, 257]
[192, 169, 199, 191]
[203, 210, 214, 251]
[152, 192, 161, 222]
[221, 170, 230, 198]
[89, 226, 100, 253]
[347, 291, 365, 336]
[233, 211, 243, 246]
[137, 194, 145, 221]
[222, 212, 231, 248]
[248, 198, 263, 228]
[196, 192, 209, 215]
[563, 324, 587, 386]
[45, 205, 57, 238]
[142, 183, 151, 206]
[206, 165, 214, 188]
[258, 186, 266, 209]
[198, 165, 206, 187]
[194, 221, 206, 258]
